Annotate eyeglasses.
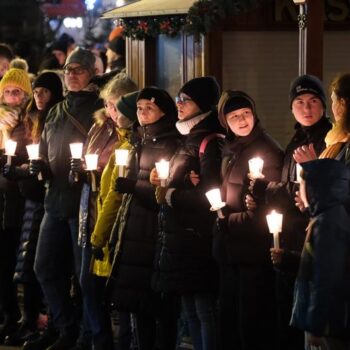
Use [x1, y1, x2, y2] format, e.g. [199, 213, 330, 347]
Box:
[63, 66, 87, 75]
[3, 89, 24, 97]
[175, 96, 192, 104]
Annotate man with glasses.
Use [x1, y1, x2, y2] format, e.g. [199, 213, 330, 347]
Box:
[26, 47, 103, 350]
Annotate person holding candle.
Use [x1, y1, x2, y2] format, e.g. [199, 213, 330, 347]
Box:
[89, 90, 138, 350]
[109, 87, 180, 350]
[28, 47, 104, 350]
[150, 76, 223, 350]
[248, 74, 332, 350]
[0, 67, 33, 344]
[0, 71, 64, 347]
[71, 74, 137, 350]
[211, 90, 283, 350]
[290, 158, 350, 350]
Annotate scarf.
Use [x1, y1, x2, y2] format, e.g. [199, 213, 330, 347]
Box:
[175, 111, 210, 135]
[319, 121, 350, 159]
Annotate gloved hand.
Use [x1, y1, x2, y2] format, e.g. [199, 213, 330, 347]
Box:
[29, 159, 50, 178]
[155, 186, 167, 204]
[2, 164, 30, 180]
[70, 158, 84, 173]
[91, 245, 104, 261]
[115, 177, 136, 193]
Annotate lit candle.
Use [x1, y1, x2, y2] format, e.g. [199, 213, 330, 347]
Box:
[84, 154, 98, 171]
[205, 188, 226, 218]
[295, 163, 302, 183]
[70, 142, 83, 159]
[85, 154, 99, 192]
[155, 159, 170, 187]
[26, 144, 42, 180]
[248, 157, 264, 179]
[5, 139, 17, 165]
[266, 210, 283, 249]
[115, 149, 129, 177]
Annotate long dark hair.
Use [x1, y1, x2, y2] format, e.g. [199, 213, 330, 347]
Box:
[330, 73, 350, 133]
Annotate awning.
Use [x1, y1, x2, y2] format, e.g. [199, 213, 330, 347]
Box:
[102, 0, 196, 19]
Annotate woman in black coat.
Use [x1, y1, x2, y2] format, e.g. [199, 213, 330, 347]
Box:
[151, 76, 223, 350]
[109, 87, 181, 350]
[215, 90, 284, 350]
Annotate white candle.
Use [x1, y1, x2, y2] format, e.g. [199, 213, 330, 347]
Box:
[155, 159, 170, 187]
[70, 142, 83, 159]
[26, 144, 40, 160]
[84, 154, 98, 171]
[5, 139, 17, 165]
[266, 210, 283, 249]
[26, 144, 42, 180]
[295, 163, 302, 183]
[115, 149, 129, 177]
[248, 157, 264, 179]
[205, 188, 226, 218]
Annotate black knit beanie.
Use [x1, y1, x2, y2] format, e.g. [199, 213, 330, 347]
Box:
[137, 87, 177, 117]
[223, 92, 256, 116]
[179, 76, 220, 113]
[117, 91, 138, 122]
[33, 71, 63, 102]
[108, 36, 125, 56]
[289, 74, 326, 108]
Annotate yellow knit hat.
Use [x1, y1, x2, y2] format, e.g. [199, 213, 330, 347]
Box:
[0, 68, 32, 96]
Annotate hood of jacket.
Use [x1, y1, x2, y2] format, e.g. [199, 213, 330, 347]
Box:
[302, 158, 350, 216]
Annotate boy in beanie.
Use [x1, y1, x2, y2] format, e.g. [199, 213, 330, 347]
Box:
[248, 74, 332, 350]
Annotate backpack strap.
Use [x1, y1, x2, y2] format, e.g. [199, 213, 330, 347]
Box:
[199, 133, 225, 158]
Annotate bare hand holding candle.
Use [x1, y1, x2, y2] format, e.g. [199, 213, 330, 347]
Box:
[5, 139, 17, 165]
[115, 149, 129, 177]
[248, 157, 264, 179]
[70, 143, 83, 182]
[206, 188, 226, 219]
[26, 144, 42, 180]
[85, 154, 98, 192]
[155, 159, 169, 187]
[266, 210, 283, 250]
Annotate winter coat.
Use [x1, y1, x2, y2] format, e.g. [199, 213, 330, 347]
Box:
[39, 90, 103, 219]
[213, 121, 284, 265]
[78, 110, 119, 248]
[90, 128, 132, 277]
[13, 200, 44, 283]
[258, 116, 332, 271]
[108, 115, 180, 315]
[152, 112, 223, 295]
[290, 159, 350, 338]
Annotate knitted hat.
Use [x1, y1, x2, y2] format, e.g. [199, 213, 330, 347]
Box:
[223, 91, 256, 116]
[108, 36, 125, 56]
[0, 68, 32, 96]
[51, 40, 68, 54]
[289, 74, 326, 108]
[64, 47, 96, 72]
[108, 26, 124, 42]
[33, 71, 63, 102]
[117, 91, 138, 122]
[179, 76, 220, 113]
[137, 87, 177, 117]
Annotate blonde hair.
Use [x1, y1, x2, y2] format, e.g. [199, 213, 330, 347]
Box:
[100, 73, 137, 101]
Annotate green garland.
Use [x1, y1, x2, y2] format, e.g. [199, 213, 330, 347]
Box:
[121, 0, 266, 40]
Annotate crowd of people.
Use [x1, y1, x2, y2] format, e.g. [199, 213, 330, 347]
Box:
[0, 30, 349, 350]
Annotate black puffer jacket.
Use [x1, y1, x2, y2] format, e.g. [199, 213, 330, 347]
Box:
[213, 121, 284, 265]
[109, 115, 180, 315]
[39, 90, 103, 219]
[152, 112, 223, 295]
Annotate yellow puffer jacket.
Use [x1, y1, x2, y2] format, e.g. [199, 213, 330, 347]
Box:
[90, 128, 132, 276]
